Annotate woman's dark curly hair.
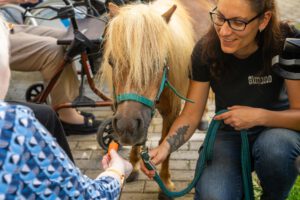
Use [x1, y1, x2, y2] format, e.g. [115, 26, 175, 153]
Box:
[200, 0, 295, 80]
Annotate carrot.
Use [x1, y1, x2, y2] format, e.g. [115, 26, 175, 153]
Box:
[108, 141, 119, 157]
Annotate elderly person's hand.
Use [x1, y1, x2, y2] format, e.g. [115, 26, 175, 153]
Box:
[99, 149, 133, 185]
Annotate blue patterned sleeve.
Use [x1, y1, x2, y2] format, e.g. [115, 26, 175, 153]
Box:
[0, 102, 121, 200]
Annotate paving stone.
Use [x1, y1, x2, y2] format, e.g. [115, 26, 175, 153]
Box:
[173, 181, 195, 194]
[169, 170, 195, 181]
[72, 150, 93, 160]
[122, 181, 145, 192]
[144, 181, 160, 192]
[179, 142, 189, 150]
[77, 141, 101, 150]
[137, 171, 150, 180]
[153, 117, 163, 123]
[67, 141, 78, 149]
[169, 160, 189, 170]
[149, 140, 160, 149]
[153, 125, 163, 133]
[170, 151, 199, 160]
[148, 132, 163, 140]
[147, 125, 154, 133]
[189, 141, 202, 151]
[120, 193, 158, 200]
[75, 159, 101, 170]
[190, 133, 205, 141]
[190, 160, 198, 171]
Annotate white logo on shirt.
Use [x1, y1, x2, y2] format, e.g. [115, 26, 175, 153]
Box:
[248, 75, 272, 85]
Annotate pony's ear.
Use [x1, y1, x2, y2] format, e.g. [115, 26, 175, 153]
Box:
[108, 2, 120, 18]
[162, 4, 177, 23]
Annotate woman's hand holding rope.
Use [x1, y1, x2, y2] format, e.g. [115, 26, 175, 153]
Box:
[140, 141, 171, 179]
[214, 105, 265, 130]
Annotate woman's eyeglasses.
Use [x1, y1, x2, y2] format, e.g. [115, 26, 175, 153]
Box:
[209, 7, 263, 31]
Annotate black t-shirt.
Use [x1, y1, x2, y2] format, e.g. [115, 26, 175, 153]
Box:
[191, 25, 299, 132]
[191, 45, 287, 112]
[191, 25, 300, 115]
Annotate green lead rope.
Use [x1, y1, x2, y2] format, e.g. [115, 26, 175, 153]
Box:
[141, 109, 254, 199]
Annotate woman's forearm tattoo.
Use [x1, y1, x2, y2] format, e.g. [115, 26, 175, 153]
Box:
[166, 125, 189, 153]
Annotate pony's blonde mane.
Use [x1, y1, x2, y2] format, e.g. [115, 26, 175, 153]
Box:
[99, 0, 195, 97]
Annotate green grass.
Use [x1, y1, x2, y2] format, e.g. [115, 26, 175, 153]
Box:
[253, 175, 300, 200]
[288, 176, 300, 200]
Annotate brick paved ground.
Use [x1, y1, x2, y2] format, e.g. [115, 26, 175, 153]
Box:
[5, 0, 299, 199]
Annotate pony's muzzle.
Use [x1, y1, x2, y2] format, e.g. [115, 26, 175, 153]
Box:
[112, 113, 145, 145]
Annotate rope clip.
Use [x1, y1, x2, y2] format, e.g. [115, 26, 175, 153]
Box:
[140, 146, 157, 171]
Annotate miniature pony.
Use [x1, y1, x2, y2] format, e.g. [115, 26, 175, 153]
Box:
[99, 1, 210, 199]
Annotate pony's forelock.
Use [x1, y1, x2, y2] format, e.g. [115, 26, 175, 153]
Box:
[99, 0, 195, 100]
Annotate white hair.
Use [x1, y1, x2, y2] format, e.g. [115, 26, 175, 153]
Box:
[0, 16, 10, 100]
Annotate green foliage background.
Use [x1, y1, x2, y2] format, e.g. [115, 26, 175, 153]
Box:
[253, 175, 300, 200]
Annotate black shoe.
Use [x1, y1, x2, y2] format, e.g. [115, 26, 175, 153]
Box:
[61, 115, 102, 136]
[77, 110, 96, 119]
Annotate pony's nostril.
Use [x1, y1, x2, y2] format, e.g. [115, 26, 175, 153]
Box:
[136, 118, 144, 131]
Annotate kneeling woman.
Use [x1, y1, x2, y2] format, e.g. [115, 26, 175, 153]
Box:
[141, 0, 300, 199]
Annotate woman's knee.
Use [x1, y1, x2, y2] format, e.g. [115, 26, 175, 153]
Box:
[253, 128, 300, 173]
[253, 128, 300, 159]
[250, 129, 300, 199]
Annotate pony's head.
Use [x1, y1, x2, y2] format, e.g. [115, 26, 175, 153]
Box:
[100, 1, 194, 146]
